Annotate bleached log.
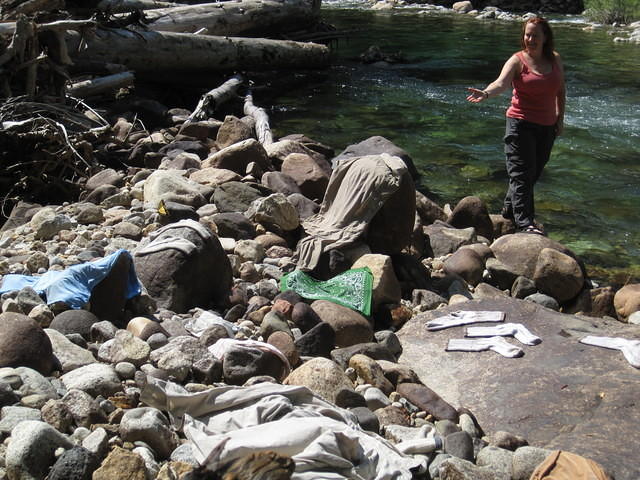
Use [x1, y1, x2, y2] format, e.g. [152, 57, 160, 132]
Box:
[96, 0, 179, 13]
[137, 0, 321, 36]
[67, 71, 135, 98]
[66, 28, 330, 75]
[244, 91, 272, 146]
[188, 74, 244, 122]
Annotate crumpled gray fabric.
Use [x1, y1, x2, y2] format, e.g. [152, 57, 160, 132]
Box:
[294, 153, 407, 272]
[140, 379, 425, 479]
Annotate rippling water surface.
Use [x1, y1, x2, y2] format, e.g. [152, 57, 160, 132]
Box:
[269, 3, 640, 284]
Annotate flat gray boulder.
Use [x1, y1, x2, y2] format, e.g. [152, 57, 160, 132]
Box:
[397, 297, 640, 480]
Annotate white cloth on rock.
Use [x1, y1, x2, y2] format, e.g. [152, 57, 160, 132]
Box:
[140, 379, 425, 479]
[426, 310, 505, 331]
[579, 335, 640, 369]
[294, 153, 407, 272]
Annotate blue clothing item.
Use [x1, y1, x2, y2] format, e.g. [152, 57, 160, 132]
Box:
[0, 249, 141, 309]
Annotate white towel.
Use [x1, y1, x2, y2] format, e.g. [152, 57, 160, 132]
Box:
[465, 323, 541, 346]
[446, 337, 523, 358]
[426, 311, 505, 331]
[580, 335, 640, 369]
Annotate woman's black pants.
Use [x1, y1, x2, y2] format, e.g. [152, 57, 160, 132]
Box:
[503, 117, 557, 229]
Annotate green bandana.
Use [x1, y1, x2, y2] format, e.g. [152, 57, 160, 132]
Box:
[280, 268, 373, 316]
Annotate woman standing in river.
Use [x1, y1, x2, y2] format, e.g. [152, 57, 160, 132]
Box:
[467, 16, 565, 235]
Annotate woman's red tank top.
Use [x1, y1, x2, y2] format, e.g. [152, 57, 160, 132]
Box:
[506, 51, 562, 126]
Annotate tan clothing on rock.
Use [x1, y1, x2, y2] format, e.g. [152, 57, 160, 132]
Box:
[529, 450, 611, 480]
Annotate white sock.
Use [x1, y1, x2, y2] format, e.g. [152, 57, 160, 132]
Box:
[466, 323, 541, 346]
[426, 311, 505, 331]
[446, 337, 523, 358]
[580, 335, 640, 369]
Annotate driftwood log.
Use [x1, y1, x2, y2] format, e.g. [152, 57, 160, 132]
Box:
[67, 71, 134, 98]
[96, 0, 179, 13]
[187, 74, 244, 122]
[244, 90, 272, 145]
[66, 28, 330, 75]
[136, 0, 321, 36]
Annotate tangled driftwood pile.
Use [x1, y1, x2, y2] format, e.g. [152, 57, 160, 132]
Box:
[0, 0, 330, 219]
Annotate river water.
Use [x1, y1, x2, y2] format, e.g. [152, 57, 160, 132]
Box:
[270, 2, 640, 285]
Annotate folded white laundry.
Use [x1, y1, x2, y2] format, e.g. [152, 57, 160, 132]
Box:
[426, 311, 505, 331]
[579, 335, 640, 369]
[446, 337, 523, 358]
[465, 323, 541, 346]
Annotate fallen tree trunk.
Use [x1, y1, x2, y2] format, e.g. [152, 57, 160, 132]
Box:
[66, 28, 330, 75]
[187, 74, 244, 122]
[96, 0, 179, 12]
[244, 91, 272, 146]
[137, 0, 321, 36]
[67, 71, 135, 98]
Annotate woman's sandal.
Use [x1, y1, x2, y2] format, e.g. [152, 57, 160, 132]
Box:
[521, 225, 545, 236]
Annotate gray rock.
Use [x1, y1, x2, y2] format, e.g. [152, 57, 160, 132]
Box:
[363, 386, 391, 411]
[349, 406, 379, 434]
[330, 343, 395, 370]
[485, 257, 519, 291]
[283, 357, 354, 405]
[476, 445, 514, 478]
[97, 331, 150, 367]
[396, 383, 459, 423]
[170, 443, 198, 466]
[62, 389, 107, 429]
[47, 446, 97, 480]
[0, 406, 41, 434]
[143, 170, 209, 209]
[60, 363, 121, 397]
[34, 214, 75, 240]
[90, 320, 117, 342]
[40, 398, 74, 433]
[412, 289, 447, 310]
[223, 345, 286, 385]
[447, 196, 494, 242]
[511, 276, 537, 299]
[429, 453, 452, 479]
[435, 419, 461, 437]
[120, 407, 178, 459]
[115, 362, 137, 380]
[512, 446, 552, 480]
[398, 297, 640, 480]
[439, 456, 509, 480]
[245, 193, 300, 232]
[311, 300, 373, 348]
[294, 321, 335, 358]
[5, 420, 73, 480]
[524, 292, 560, 311]
[211, 212, 256, 240]
[0, 312, 55, 375]
[82, 427, 109, 458]
[424, 222, 476, 257]
[45, 329, 96, 373]
[15, 286, 45, 313]
[374, 330, 402, 357]
[149, 336, 209, 382]
[444, 431, 474, 461]
[50, 310, 99, 340]
[8, 367, 58, 401]
[213, 181, 263, 214]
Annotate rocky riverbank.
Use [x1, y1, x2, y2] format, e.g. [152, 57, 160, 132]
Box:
[0, 84, 638, 480]
[365, 0, 640, 44]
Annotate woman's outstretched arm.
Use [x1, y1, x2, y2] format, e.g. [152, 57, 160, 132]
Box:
[467, 54, 521, 103]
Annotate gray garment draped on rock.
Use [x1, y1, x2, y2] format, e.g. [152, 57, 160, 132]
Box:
[140, 379, 424, 479]
[294, 153, 408, 272]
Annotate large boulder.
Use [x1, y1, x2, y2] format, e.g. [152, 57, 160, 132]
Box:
[143, 170, 212, 209]
[281, 153, 330, 202]
[203, 138, 270, 174]
[397, 297, 640, 480]
[490, 233, 581, 279]
[613, 283, 640, 321]
[351, 254, 402, 309]
[0, 312, 55, 375]
[332, 136, 419, 180]
[283, 357, 355, 404]
[310, 300, 373, 348]
[533, 248, 584, 303]
[134, 220, 232, 313]
[212, 181, 264, 213]
[447, 196, 494, 241]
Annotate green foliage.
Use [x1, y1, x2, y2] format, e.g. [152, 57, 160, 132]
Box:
[584, 0, 640, 24]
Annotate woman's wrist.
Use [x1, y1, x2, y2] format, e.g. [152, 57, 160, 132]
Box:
[482, 90, 489, 99]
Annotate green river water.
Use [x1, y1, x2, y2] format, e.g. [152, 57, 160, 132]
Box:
[270, 3, 640, 286]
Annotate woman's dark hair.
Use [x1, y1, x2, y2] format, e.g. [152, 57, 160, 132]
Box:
[521, 16, 555, 61]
